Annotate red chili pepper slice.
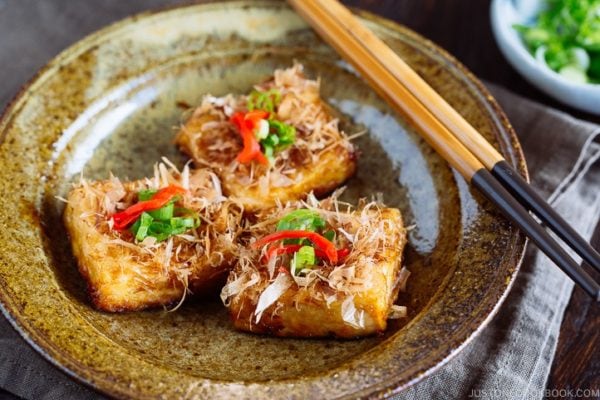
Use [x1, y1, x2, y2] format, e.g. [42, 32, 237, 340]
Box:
[253, 230, 339, 264]
[244, 110, 269, 123]
[264, 244, 350, 265]
[264, 244, 303, 262]
[237, 129, 263, 164]
[336, 247, 351, 259]
[229, 112, 246, 131]
[110, 185, 187, 230]
[230, 110, 269, 165]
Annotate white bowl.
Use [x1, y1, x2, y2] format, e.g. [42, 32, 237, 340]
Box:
[490, 0, 600, 115]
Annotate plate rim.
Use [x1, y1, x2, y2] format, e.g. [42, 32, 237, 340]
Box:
[0, 1, 528, 398]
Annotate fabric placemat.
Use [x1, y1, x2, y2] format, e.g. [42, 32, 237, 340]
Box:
[1, 2, 599, 399]
[395, 85, 600, 400]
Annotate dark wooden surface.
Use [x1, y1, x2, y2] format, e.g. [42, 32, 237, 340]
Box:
[0, 1, 597, 399]
[342, 0, 600, 396]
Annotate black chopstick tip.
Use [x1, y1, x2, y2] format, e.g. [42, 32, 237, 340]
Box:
[472, 169, 600, 302]
[492, 160, 600, 273]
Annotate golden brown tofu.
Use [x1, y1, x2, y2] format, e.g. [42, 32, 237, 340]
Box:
[64, 165, 243, 312]
[221, 196, 409, 338]
[175, 64, 357, 212]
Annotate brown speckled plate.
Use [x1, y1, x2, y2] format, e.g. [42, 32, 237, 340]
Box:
[0, 1, 527, 399]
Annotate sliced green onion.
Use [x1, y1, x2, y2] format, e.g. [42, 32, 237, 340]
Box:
[262, 133, 279, 147]
[513, 1, 600, 83]
[589, 52, 600, 81]
[255, 119, 270, 140]
[147, 221, 172, 242]
[277, 209, 326, 232]
[559, 64, 588, 83]
[133, 212, 153, 241]
[514, 25, 551, 48]
[323, 230, 336, 242]
[263, 145, 274, 162]
[268, 120, 295, 148]
[148, 202, 174, 221]
[138, 189, 157, 201]
[170, 217, 198, 230]
[129, 207, 200, 242]
[130, 216, 141, 235]
[570, 47, 591, 70]
[247, 89, 281, 113]
[292, 245, 316, 273]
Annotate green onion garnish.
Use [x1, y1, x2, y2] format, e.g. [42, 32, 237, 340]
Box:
[323, 230, 336, 242]
[129, 190, 200, 242]
[277, 209, 326, 246]
[268, 120, 295, 148]
[513, 0, 600, 83]
[246, 88, 297, 163]
[148, 202, 174, 221]
[138, 189, 158, 201]
[292, 245, 316, 273]
[133, 212, 153, 242]
[277, 209, 326, 232]
[247, 89, 281, 113]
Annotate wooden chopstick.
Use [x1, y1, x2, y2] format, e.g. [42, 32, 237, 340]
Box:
[288, 0, 600, 301]
[307, 0, 600, 275]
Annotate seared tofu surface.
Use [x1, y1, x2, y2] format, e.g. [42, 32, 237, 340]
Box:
[62, 63, 413, 340]
[64, 167, 242, 312]
[175, 64, 357, 211]
[221, 197, 408, 338]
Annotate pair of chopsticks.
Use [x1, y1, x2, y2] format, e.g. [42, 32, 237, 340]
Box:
[288, 0, 600, 301]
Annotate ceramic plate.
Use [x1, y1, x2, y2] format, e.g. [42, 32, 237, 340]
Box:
[0, 1, 527, 398]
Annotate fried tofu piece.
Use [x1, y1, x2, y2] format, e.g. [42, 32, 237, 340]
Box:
[175, 64, 357, 212]
[64, 166, 242, 312]
[221, 197, 409, 338]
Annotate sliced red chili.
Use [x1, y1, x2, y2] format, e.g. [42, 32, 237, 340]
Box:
[263, 244, 350, 265]
[253, 230, 338, 264]
[264, 244, 303, 263]
[230, 110, 269, 165]
[110, 185, 187, 230]
[237, 129, 263, 164]
[230, 112, 246, 131]
[336, 247, 351, 259]
[244, 110, 269, 123]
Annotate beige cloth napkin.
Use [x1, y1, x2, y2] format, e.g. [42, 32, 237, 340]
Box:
[393, 84, 600, 400]
[1, 2, 599, 399]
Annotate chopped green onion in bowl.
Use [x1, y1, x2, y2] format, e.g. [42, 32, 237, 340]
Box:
[513, 0, 600, 84]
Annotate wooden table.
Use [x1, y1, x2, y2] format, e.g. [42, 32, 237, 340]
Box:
[342, 0, 600, 396]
